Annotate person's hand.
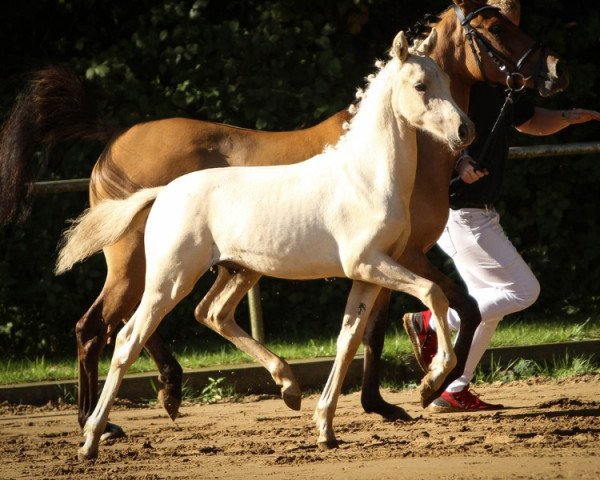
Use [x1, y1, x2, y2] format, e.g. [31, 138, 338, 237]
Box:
[561, 108, 600, 125]
[457, 154, 488, 184]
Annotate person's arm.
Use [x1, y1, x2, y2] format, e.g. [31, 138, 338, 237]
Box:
[516, 107, 600, 136]
[458, 106, 600, 183]
[455, 153, 488, 184]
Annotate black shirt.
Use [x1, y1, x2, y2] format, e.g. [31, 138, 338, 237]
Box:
[449, 83, 536, 208]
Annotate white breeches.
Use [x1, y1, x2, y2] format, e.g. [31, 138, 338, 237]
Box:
[435, 207, 540, 391]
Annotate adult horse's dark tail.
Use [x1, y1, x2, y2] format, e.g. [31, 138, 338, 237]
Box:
[0, 66, 117, 224]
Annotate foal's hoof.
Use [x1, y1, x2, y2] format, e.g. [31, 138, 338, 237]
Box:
[317, 439, 339, 451]
[77, 446, 98, 461]
[100, 422, 126, 442]
[282, 391, 302, 411]
[419, 374, 439, 408]
[158, 388, 181, 421]
[281, 384, 302, 411]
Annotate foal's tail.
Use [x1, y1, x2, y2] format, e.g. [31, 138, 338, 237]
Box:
[55, 187, 162, 275]
[0, 65, 117, 225]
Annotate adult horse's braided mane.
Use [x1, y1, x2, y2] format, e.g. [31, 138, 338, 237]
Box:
[405, 0, 490, 44]
[405, 12, 442, 44]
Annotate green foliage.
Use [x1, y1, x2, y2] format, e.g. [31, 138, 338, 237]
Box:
[180, 376, 236, 404]
[1, 0, 599, 358]
[499, 1, 600, 315]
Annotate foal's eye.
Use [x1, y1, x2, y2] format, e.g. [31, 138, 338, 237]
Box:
[414, 82, 427, 92]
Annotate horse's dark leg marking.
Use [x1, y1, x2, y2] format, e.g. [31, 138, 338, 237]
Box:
[76, 277, 183, 434]
[432, 287, 480, 397]
[143, 334, 183, 420]
[361, 289, 412, 421]
[361, 248, 481, 412]
[76, 295, 107, 430]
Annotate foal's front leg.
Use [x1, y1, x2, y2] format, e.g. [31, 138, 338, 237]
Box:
[349, 252, 457, 407]
[314, 281, 382, 449]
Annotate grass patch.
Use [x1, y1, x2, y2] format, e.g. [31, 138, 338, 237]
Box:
[486, 316, 599, 347]
[1, 315, 598, 385]
[473, 353, 600, 384]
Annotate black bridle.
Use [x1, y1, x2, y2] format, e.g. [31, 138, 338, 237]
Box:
[453, 3, 546, 91]
[448, 4, 548, 201]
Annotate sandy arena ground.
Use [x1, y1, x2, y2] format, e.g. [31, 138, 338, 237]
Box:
[0, 374, 598, 480]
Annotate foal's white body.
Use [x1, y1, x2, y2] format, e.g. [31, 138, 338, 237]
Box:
[57, 30, 472, 459]
[156, 138, 413, 281]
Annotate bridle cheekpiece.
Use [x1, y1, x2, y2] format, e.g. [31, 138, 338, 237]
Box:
[453, 3, 545, 92]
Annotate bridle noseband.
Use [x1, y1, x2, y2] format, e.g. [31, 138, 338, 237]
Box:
[453, 3, 546, 91]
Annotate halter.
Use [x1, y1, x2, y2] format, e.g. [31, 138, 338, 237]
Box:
[453, 3, 546, 91]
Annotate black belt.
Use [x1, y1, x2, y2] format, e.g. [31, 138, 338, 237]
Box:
[450, 203, 495, 210]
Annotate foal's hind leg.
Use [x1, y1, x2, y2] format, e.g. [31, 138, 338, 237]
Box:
[79, 249, 207, 460]
[76, 232, 183, 437]
[80, 287, 190, 459]
[195, 266, 302, 410]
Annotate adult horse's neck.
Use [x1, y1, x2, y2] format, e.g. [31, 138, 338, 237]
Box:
[431, 8, 473, 114]
[409, 9, 474, 251]
[336, 62, 417, 198]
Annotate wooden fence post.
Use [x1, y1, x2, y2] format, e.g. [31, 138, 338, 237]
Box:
[247, 284, 265, 343]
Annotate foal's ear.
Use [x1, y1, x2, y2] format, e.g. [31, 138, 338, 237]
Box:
[415, 28, 438, 56]
[391, 31, 409, 62]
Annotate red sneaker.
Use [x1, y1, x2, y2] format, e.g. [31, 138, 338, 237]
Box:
[402, 310, 437, 373]
[429, 386, 504, 413]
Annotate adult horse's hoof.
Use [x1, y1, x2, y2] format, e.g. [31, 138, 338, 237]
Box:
[77, 446, 98, 461]
[317, 439, 339, 451]
[158, 387, 181, 421]
[362, 390, 412, 421]
[100, 422, 126, 442]
[364, 401, 412, 422]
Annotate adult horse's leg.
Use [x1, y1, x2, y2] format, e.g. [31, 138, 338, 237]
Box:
[76, 231, 183, 437]
[361, 251, 480, 411]
[314, 281, 382, 449]
[194, 266, 302, 410]
[428, 276, 481, 396]
[360, 289, 411, 421]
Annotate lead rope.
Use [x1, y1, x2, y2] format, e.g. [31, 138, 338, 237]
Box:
[449, 85, 518, 200]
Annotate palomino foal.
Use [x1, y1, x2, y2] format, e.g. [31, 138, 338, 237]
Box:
[57, 30, 473, 459]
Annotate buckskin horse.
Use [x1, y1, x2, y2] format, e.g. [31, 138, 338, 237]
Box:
[56, 29, 472, 459]
[0, 0, 568, 439]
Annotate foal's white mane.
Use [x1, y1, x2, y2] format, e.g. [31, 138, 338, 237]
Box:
[333, 32, 437, 157]
[333, 62, 397, 154]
